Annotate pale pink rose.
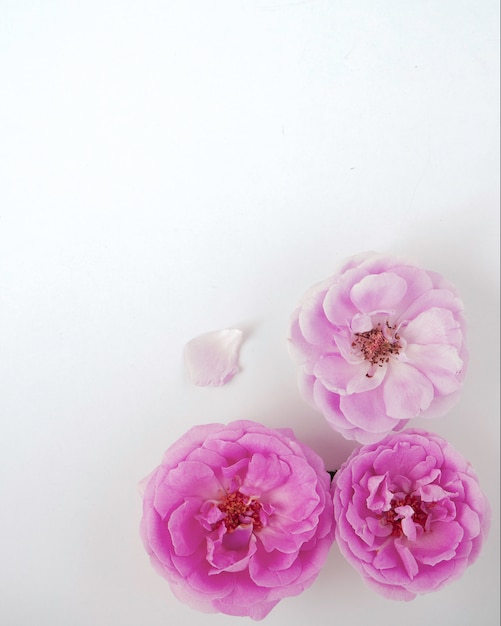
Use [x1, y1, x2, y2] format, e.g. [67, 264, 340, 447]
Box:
[332, 429, 490, 600]
[140, 420, 334, 620]
[288, 252, 468, 443]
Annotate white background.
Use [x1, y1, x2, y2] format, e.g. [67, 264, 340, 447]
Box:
[0, 1, 499, 625]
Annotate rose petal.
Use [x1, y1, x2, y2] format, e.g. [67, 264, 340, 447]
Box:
[456, 503, 481, 539]
[418, 483, 452, 503]
[339, 386, 402, 433]
[350, 272, 408, 313]
[366, 473, 393, 513]
[400, 289, 464, 324]
[214, 588, 278, 620]
[366, 515, 393, 538]
[243, 452, 290, 494]
[405, 343, 463, 395]
[207, 527, 256, 573]
[323, 267, 369, 325]
[184, 329, 243, 386]
[372, 541, 400, 571]
[395, 540, 419, 577]
[373, 442, 428, 479]
[298, 289, 336, 346]
[249, 549, 303, 587]
[412, 521, 463, 565]
[159, 460, 223, 504]
[314, 354, 384, 395]
[406, 559, 456, 594]
[382, 363, 434, 420]
[403, 307, 463, 348]
[313, 380, 385, 444]
[288, 315, 323, 370]
[168, 498, 206, 556]
[350, 313, 373, 333]
[381, 264, 434, 314]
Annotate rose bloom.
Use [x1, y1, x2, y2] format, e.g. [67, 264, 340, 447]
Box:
[289, 252, 468, 443]
[139, 420, 334, 620]
[332, 429, 490, 600]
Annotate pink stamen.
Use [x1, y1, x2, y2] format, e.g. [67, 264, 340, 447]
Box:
[216, 490, 263, 533]
[380, 494, 430, 537]
[352, 322, 401, 367]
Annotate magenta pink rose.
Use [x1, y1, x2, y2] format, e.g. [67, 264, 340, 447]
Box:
[140, 420, 335, 620]
[288, 252, 468, 443]
[332, 429, 490, 600]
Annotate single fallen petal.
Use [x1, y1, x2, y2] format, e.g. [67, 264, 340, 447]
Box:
[184, 329, 243, 387]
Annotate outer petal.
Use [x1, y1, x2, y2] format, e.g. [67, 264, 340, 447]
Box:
[168, 498, 206, 556]
[207, 527, 257, 573]
[400, 289, 464, 325]
[381, 264, 434, 315]
[323, 267, 368, 325]
[288, 314, 323, 369]
[350, 272, 408, 313]
[411, 521, 464, 565]
[403, 307, 463, 348]
[298, 289, 335, 346]
[314, 376, 403, 444]
[243, 452, 291, 494]
[382, 363, 434, 420]
[314, 354, 383, 395]
[339, 386, 403, 433]
[405, 343, 463, 395]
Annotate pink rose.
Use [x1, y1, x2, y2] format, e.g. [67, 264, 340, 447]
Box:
[332, 429, 490, 600]
[140, 420, 334, 620]
[288, 252, 468, 443]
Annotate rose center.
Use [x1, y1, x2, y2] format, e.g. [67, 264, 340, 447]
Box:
[381, 494, 428, 537]
[352, 322, 401, 366]
[217, 490, 263, 533]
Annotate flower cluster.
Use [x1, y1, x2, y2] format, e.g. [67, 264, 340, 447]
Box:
[139, 252, 490, 620]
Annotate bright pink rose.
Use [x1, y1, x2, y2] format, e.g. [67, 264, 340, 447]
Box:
[288, 252, 468, 443]
[332, 429, 490, 600]
[140, 420, 334, 620]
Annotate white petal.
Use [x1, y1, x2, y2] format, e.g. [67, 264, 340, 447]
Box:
[184, 329, 243, 387]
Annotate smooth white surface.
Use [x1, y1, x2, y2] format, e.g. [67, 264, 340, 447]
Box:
[0, 1, 499, 625]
